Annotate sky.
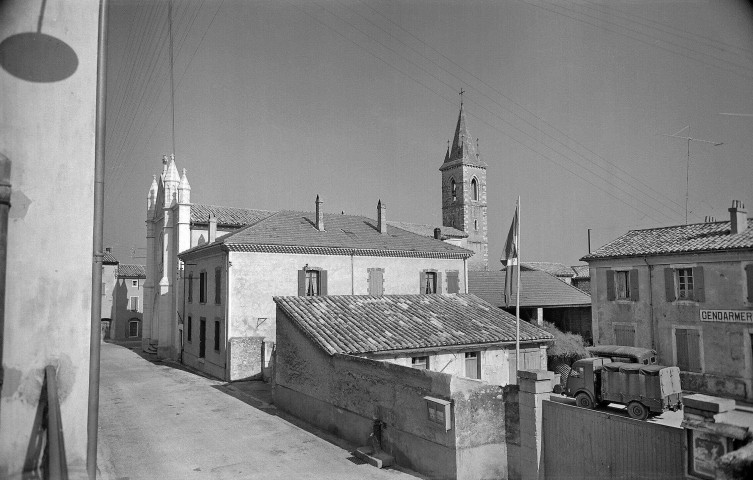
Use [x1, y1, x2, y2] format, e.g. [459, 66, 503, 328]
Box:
[103, 0, 753, 267]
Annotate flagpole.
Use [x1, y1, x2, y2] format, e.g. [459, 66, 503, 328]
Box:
[516, 196, 521, 375]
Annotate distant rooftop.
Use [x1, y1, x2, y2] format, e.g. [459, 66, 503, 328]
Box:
[387, 221, 468, 239]
[469, 270, 591, 308]
[117, 264, 146, 278]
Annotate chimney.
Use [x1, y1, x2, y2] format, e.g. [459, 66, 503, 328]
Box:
[105, 247, 111, 253]
[434, 227, 441, 240]
[729, 200, 747, 234]
[208, 213, 217, 242]
[377, 200, 387, 234]
[315, 195, 324, 231]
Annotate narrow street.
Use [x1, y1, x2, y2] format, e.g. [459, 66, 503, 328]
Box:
[97, 342, 419, 480]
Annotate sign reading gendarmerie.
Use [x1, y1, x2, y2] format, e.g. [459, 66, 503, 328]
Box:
[700, 310, 753, 323]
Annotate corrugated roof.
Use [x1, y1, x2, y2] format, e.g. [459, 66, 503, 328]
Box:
[581, 219, 753, 260]
[181, 210, 473, 259]
[386, 221, 468, 239]
[274, 294, 552, 356]
[190, 204, 275, 228]
[468, 270, 591, 307]
[118, 264, 146, 278]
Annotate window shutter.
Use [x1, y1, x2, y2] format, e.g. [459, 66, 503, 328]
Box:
[675, 329, 689, 370]
[687, 329, 701, 372]
[664, 268, 676, 302]
[447, 271, 459, 294]
[693, 266, 705, 303]
[320, 270, 328, 295]
[606, 269, 615, 301]
[746, 264, 753, 303]
[629, 269, 640, 301]
[297, 270, 306, 296]
[419, 271, 426, 294]
[368, 269, 384, 296]
[436, 272, 443, 294]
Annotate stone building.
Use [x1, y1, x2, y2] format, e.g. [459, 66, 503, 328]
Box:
[440, 101, 488, 270]
[178, 200, 473, 380]
[582, 200, 753, 401]
[110, 264, 146, 341]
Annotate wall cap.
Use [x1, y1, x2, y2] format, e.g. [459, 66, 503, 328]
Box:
[684, 394, 736, 414]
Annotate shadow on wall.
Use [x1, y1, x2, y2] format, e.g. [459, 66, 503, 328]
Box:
[111, 280, 141, 340]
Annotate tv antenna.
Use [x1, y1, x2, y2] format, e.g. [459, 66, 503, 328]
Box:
[660, 126, 722, 225]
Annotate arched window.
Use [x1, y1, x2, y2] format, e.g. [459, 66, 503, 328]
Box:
[471, 178, 478, 201]
[451, 178, 457, 202]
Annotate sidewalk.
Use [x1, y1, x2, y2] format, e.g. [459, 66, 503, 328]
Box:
[97, 342, 420, 479]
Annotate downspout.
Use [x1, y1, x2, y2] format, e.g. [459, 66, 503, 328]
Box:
[350, 250, 354, 295]
[88, 0, 109, 477]
[643, 257, 656, 351]
[463, 257, 468, 293]
[225, 249, 231, 381]
[0, 155, 11, 393]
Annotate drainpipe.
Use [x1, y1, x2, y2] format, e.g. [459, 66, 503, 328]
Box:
[0, 155, 11, 393]
[463, 257, 468, 293]
[350, 250, 354, 295]
[643, 257, 655, 351]
[88, 0, 108, 477]
[225, 250, 230, 381]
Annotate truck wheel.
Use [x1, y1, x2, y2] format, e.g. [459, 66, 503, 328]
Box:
[575, 392, 594, 409]
[627, 401, 648, 420]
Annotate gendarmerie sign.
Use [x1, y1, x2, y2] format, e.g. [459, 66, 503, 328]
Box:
[700, 310, 753, 323]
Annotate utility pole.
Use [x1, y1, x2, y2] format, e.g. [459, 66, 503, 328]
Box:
[660, 126, 722, 224]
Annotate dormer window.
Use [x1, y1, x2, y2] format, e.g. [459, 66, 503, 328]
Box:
[471, 178, 478, 201]
[451, 179, 457, 202]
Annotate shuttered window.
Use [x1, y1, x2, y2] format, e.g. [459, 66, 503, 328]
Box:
[187, 273, 193, 303]
[665, 267, 704, 302]
[614, 324, 635, 346]
[746, 264, 753, 303]
[214, 320, 221, 351]
[607, 269, 639, 301]
[187, 316, 192, 342]
[447, 271, 460, 294]
[368, 268, 384, 296]
[464, 352, 480, 379]
[214, 267, 222, 304]
[199, 271, 207, 303]
[675, 328, 702, 372]
[298, 268, 327, 296]
[129, 296, 139, 311]
[411, 356, 429, 369]
[420, 271, 442, 294]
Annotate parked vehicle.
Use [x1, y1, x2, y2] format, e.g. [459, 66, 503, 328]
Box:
[586, 345, 657, 365]
[562, 357, 682, 420]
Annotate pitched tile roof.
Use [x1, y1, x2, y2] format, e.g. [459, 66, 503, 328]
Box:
[274, 294, 552, 356]
[386, 221, 468, 239]
[520, 262, 575, 277]
[468, 270, 592, 307]
[190, 204, 275, 228]
[440, 104, 487, 169]
[581, 219, 753, 261]
[117, 264, 146, 278]
[181, 210, 473, 259]
[571, 265, 590, 279]
[102, 251, 119, 265]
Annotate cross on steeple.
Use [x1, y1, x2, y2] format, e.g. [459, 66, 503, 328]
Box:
[459, 88, 465, 105]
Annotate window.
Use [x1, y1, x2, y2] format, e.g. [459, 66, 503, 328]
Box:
[471, 178, 478, 201]
[614, 324, 635, 346]
[451, 178, 457, 202]
[132, 279, 138, 287]
[446, 271, 460, 294]
[214, 320, 221, 351]
[187, 316, 192, 342]
[665, 267, 704, 302]
[368, 268, 384, 296]
[298, 268, 327, 296]
[214, 267, 222, 304]
[129, 296, 139, 312]
[102, 282, 106, 296]
[199, 271, 207, 303]
[606, 269, 639, 301]
[464, 352, 480, 379]
[128, 319, 140, 338]
[425, 396, 452, 430]
[420, 271, 440, 294]
[199, 318, 206, 358]
[187, 273, 193, 303]
[412, 356, 429, 369]
[474, 219, 478, 231]
[675, 328, 702, 372]
[746, 264, 753, 303]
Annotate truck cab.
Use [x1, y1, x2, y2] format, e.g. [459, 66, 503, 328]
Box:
[565, 357, 611, 409]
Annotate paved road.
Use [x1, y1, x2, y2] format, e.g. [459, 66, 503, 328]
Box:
[98, 342, 419, 480]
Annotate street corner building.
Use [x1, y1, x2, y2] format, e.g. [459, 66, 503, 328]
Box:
[583, 200, 753, 401]
[272, 293, 553, 480]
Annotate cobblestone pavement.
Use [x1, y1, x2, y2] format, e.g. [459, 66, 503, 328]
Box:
[97, 342, 420, 480]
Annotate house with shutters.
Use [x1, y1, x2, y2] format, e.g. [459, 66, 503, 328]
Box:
[111, 264, 146, 341]
[177, 198, 473, 381]
[582, 200, 753, 401]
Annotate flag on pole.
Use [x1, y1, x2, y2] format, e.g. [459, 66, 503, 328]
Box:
[502, 203, 519, 307]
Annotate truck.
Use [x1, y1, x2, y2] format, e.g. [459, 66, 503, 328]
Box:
[562, 357, 682, 420]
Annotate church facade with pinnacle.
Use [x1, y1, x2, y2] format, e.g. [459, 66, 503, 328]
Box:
[440, 101, 489, 270]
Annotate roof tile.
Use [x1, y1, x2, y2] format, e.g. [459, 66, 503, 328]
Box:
[468, 270, 591, 307]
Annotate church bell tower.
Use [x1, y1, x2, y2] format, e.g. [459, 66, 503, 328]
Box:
[440, 98, 488, 270]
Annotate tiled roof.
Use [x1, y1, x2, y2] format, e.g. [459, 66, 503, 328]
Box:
[387, 221, 468, 239]
[102, 252, 118, 265]
[118, 264, 146, 278]
[581, 219, 753, 261]
[190, 204, 275, 228]
[274, 294, 552, 356]
[571, 265, 590, 279]
[520, 262, 575, 277]
[468, 270, 591, 307]
[181, 210, 473, 259]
